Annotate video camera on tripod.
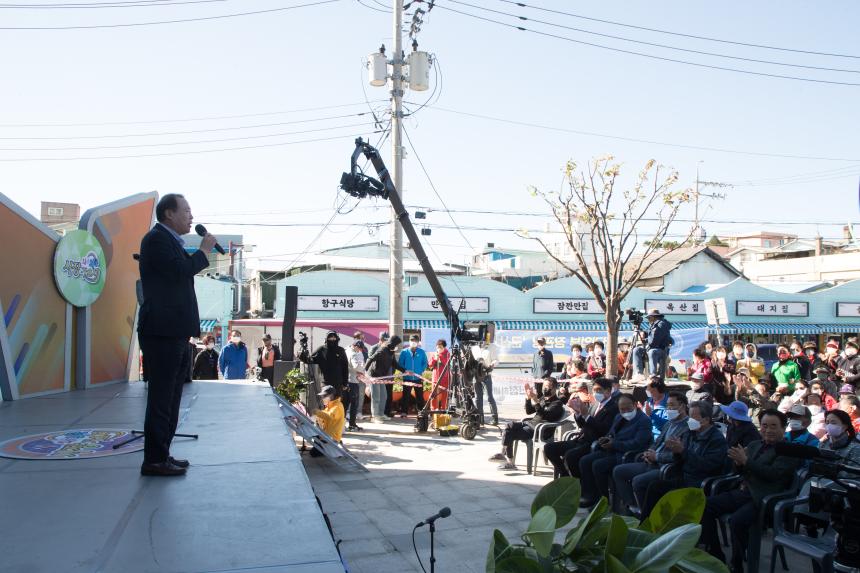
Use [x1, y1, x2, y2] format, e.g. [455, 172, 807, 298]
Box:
[775, 442, 860, 569]
[297, 331, 310, 363]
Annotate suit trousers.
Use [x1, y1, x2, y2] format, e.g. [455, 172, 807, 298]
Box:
[140, 335, 190, 464]
[700, 488, 756, 570]
[579, 450, 619, 502]
[544, 439, 589, 478]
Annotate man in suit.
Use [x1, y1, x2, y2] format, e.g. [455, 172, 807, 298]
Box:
[532, 337, 554, 395]
[544, 377, 620, 478]
[138, 194, 216, 477]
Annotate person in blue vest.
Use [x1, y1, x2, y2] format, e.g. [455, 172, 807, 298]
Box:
[643, 375, 670, 440]
[785, 403, 820, 447]
[399, 334, 429, 418]
[219, 330, 249, 380]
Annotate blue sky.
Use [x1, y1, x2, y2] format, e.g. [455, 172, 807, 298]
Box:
[0, 0, 858, 272]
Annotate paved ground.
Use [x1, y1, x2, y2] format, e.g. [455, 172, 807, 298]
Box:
[302, 391, 816, 573]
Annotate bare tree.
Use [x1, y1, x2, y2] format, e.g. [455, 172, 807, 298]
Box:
[524, 156, 695, 377]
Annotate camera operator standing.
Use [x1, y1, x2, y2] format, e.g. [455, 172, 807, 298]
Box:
[632, 309, 672, 378]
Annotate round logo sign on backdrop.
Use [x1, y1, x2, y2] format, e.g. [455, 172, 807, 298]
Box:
[53, 229, 107, 307]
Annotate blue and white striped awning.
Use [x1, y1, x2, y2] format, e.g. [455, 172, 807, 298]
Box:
[405, 319, 451, 329]
[200, 319, 218, 332]
[496, 320, 637, 331]
[817, 323, 860, 334]
[729, 323, 822, 335]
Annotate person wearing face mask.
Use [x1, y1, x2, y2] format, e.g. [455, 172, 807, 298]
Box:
[700, 409, 801, 572]
[821, 340, 841, 380]
[784, 404, 819, 448]
[809, 379, 838, 412]
[820, 410, 860, 472]
[365, 334, 404, 421]
[344, 340, 367, 431]
[770, 344, 801, 394]
[587, 341, 607, 379]
[736, 343, 765, 386]
[397, 335, 429, 418]
[719, 400, 762, 449]
[490, 379, 564, 470]
[641, 400, 728, 519]
[192, 335, 219, 380]
[839, 394, 860, 433]
[710, 346, 734, 405]
[803, 393, 827, 439]
[727, 341, 745, 369]
[685, 370, 715, 409]
[836, 339, 860, 389]
[306, 331, 350, 402]
[545, 378, 619, 479]
[578, 393, 653, 508]
[219, 330, 250, 380]
[563, 344, 587, 379]
[642, 376, 669, 440]
[473, 339, 500, 425]
[733, 368, 765, 421]
[612, 392, 690, 515]
[532, 337, 554, 395]
[789, 341, 812, 381]
[428, 339, 451, 428]
[687, 347, 713, 386]
[256, 334, 282, 387]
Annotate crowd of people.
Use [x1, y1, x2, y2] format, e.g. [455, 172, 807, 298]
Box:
[492, 334, 860, 572]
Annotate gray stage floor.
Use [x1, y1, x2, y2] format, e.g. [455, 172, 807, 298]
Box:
[0, 380, 343, 573]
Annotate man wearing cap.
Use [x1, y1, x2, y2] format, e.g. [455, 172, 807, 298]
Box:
[532, 337, 554, 395]
[720, 400, 761, 449]
[311, 385, 345, 456]
[306, 331, 349, 398]
[366, 333, 404, 421]
[785, 403, 820, 448]
[367, 332, 391, 420]
[632, 309, 672, 378]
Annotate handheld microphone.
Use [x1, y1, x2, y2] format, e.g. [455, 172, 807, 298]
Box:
[416, 507, 451, 528]
[194, 224, 225, 255]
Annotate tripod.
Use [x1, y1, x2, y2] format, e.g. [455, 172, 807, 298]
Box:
[112, 430, 198, 450]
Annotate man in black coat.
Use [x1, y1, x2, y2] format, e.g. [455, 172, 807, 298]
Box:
[365, 335, 403, 418]
[307, 330, 349, 392]
[138, 193, 215, 477]
[532, 337, 554, 395]
[544, 377, 620, 478]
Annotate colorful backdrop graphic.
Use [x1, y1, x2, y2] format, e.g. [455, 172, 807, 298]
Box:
[0, 194, 70, 400]
[0, 429, 143, 459]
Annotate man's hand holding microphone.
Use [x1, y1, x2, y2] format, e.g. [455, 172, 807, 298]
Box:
[195, 224, 224, 254]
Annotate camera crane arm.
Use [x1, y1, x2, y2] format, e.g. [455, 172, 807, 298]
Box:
[340, 138, 462, 340]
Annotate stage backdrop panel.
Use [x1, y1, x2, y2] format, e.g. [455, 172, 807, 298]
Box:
[80, 193, 157, 387]
[0, 194, 71, 400]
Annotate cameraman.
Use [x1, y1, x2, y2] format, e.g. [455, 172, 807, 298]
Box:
[632, 309, 672, 378]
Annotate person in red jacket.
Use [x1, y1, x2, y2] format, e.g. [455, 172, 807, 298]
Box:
[588, 341, 608, 379]
[427, 339, 451, 427]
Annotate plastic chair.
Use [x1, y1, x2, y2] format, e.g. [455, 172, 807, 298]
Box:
[769, 496, 836, 573]
[512, 411, 576, 475]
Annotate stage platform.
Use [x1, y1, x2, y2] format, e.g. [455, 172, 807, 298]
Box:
[0, 380, 344, 573]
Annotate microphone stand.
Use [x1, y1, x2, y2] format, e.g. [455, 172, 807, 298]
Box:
[429, 520, 437, 573]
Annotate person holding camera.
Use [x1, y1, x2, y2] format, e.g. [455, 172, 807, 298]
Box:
[632, 309, 672, 378]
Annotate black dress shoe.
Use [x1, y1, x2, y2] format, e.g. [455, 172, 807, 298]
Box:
[168, 456, 190, 468]
[141, 461, 187, 476]
[579, 497, 598, 509]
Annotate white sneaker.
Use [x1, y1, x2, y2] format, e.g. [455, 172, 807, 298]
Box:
[356, 415, 365, 422]
[373, 417, 387, 423]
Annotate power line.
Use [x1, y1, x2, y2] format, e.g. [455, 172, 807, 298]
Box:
[434, 2, 860, 86]
[0, 0, 232, 8]
[495, 0, 860, 61]
[0, 100, 386, 128]
[0, 0, 339, 29]
[0, 120, 374, 151]
[448, 0, 860, 75]
[408, 103, 860, 163]
[0, 129, 383, 161]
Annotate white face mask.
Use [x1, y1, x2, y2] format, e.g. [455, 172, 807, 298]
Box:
[788, 420, 804, 431]
[231, 336, 241, 344]
[206, 343, 215, 350]
[593, 392, 605, 403]
[847, 349, 858, 357]
[437, 347, 444, 354]
[594, 348, 604, 356]
[808, 405, 822, 416]
[666, 409, 680, 421]
[410, 341, 418, 349]
[687, 418, 702, 431]
[621, 411, 636, 421]
[826, 423, 845, 438]
[716, 352, 727, 360]
[571, 351, 581, 359]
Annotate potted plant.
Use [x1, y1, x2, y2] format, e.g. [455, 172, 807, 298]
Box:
[487, 478, 728, 572]
[274, 368, 309, 404]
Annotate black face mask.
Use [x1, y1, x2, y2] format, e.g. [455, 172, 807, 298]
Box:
[543, 388, 554, 398]
[326, 339, 337, 346]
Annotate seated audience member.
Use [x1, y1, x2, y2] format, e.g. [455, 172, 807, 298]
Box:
[640, 400, 728, 518]
[687, 371, 715, 406]
[785, 403, 819, 447]
[733, 367, 766, 420]
[311, 385, 345, 456]
[720, 401, 761, 448]
[821, 409, 860, 473]
[804, 393, 827, 440]
[839, 393, 860, 433]
[579, 393, 653, 508]
[613, 392, 690, 514]
[563, 344, 588, 379]
[810, 379, 838, 412]
[545, 378, 619, 479]
[490, 379, 565, 470]
[587, 341, 608, 379]
[700, 409, 801, 572]
[643, 376, 670, 440]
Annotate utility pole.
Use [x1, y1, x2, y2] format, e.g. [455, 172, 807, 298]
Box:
[389, 0, 405, 340]
[692, 162, 731, 244]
